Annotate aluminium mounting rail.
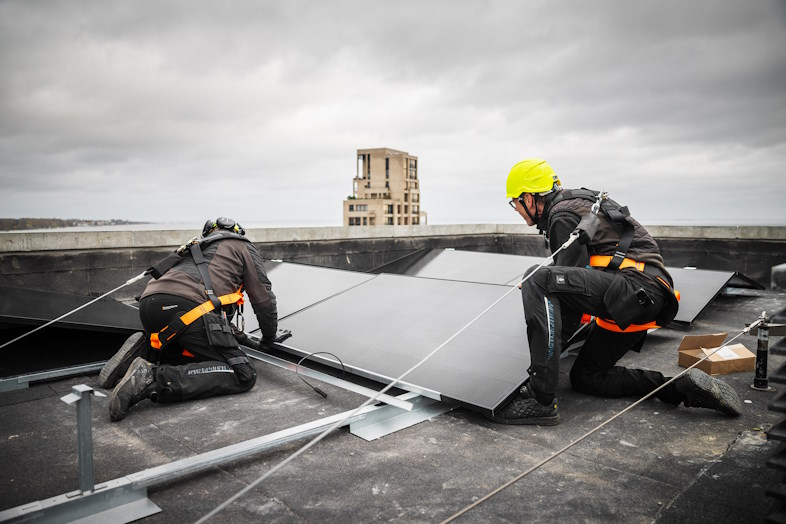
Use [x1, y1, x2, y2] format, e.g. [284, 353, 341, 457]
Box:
[0, 403, 383, 523]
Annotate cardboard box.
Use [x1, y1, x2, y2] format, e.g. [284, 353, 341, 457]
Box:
[677, 332, 755, 376]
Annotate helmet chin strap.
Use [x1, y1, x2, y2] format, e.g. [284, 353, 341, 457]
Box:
[520, 194, 541, 225]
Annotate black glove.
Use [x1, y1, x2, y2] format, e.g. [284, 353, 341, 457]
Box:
[274, 329, 292, 343]
[260, 329, 292, 350]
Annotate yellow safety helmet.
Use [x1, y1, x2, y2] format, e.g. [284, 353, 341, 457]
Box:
[505, 158, 561, 198]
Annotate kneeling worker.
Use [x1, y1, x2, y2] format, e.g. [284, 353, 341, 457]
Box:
[99, 217, 279, 421]
[492, 158, 742, 425]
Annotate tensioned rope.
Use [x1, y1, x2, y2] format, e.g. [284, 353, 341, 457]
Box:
[194, 231, 585, 523]
[440, 315, 764, 523]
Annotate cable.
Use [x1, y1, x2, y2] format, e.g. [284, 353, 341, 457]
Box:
[0, 271, 148, 351]
[440, 315, 766, 523]
[194, 232, 583, 523]
[296, 352, 346, 398]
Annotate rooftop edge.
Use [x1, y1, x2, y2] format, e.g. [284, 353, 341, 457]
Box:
[0, 224, 784, 252]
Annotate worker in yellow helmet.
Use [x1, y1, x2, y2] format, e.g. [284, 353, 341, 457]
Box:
[504, 158, 562, 226]
[489, 158, 742, 425]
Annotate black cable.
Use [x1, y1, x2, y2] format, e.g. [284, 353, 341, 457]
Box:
[295, 352, 346, 398]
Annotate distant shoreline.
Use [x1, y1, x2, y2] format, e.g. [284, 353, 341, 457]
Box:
[1, 218, 785, 233]
[0, 218, 149, 231]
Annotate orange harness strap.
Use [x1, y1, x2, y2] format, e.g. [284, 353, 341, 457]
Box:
[150, 290, 244, 350]
[589, 255, 645, 272]
[594, 317, 659, 333]
[588, 256, 679, 333]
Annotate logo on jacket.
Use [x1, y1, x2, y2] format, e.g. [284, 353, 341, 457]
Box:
[162, 304, 179, 311]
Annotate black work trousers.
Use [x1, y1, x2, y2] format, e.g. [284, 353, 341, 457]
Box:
[520, 265, 681, 406]
[139, 294, 256, 403]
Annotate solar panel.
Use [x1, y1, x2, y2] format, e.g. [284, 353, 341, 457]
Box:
[237, 254, 748, 415]
[277, 273, 530, 415]
[389, 249, 747, 324]
[668, 268, 736, 323]
[243, 262, 376, 333]
[401, 248, 543, 286]
[0, 286, 142, 332]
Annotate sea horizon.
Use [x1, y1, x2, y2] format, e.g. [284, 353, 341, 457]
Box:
[2, 217, 785, 233]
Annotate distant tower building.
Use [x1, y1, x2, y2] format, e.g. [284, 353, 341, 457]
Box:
[343, 148, 427, 226]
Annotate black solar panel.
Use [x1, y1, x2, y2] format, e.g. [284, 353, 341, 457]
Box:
[0, 286, 142, 333]
[668, 268, 736, 323]
[402, 248, 543, 286]
[243, 262, 376, 333]
[238, 254, 747, 416]
[277, 273, 530, 415]
[389, 249, 744, 324]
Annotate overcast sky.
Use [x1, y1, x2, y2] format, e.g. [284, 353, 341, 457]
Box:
[1, 0, 784, 228]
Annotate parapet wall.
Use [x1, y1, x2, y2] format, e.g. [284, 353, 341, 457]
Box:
[1, 224, 784, 302]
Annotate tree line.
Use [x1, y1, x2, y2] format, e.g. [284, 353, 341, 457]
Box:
[0, 218, 145, 231]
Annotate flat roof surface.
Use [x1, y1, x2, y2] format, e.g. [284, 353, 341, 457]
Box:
[1, 286, 785, 522]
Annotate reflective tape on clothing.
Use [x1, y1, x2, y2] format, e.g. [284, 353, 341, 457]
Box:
[545, 296, 555, 358]
[186, 365, 234, 375]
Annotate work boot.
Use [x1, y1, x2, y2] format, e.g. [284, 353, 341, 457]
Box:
[109, 357, 157, 422]
[487, 391, 559, 426]
[99, 332, 148, 389]
[674, 369, 742, 417]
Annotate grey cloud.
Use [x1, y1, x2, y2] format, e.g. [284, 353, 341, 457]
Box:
[0, 0, 784, 225]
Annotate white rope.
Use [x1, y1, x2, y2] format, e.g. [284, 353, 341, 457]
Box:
[194, 234, 582, 523]
[441, 316, 765, 523]
[0, 272, 147, 350]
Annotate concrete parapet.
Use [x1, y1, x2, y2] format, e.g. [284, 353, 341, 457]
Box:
[1, 224, 784, 253]
[0, 225, 541, 302]
[1, 224, 784, 301]
[644, 225, 786, 241]
[0, 224, 529, 252]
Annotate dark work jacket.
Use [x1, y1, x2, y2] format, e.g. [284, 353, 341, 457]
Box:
[142, 231, 278, 339]
[537, 189, 678, 328]
[537, 189, 667, 276]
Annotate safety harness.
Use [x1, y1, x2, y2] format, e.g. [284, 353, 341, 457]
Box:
[146, 233, 248, 350]
[548, 189, 680, 333]
[589, 255, 680, 332]
[149, 290, 244, 349]
[546, 188, 636, 272]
